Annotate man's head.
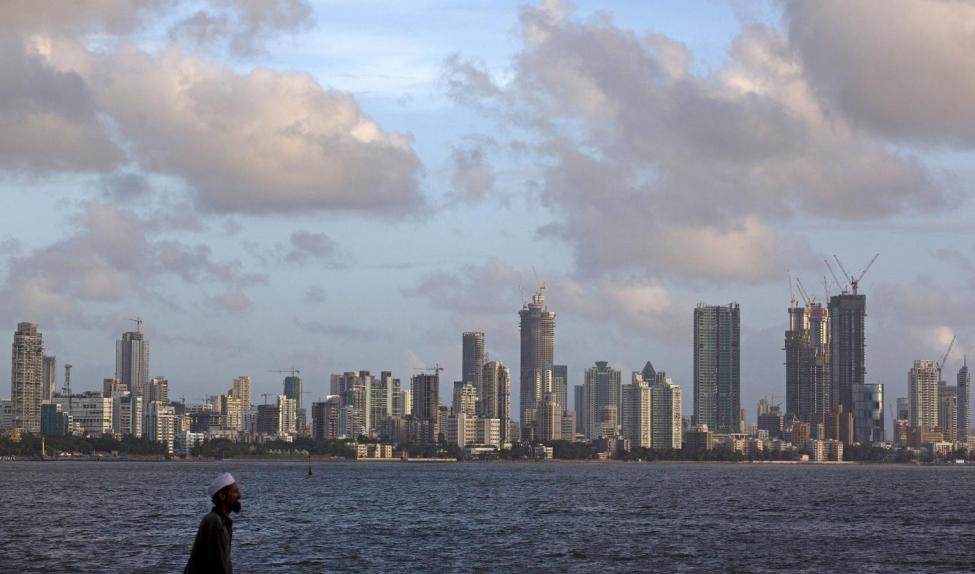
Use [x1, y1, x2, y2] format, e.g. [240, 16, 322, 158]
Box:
[207, 473, 242, 514]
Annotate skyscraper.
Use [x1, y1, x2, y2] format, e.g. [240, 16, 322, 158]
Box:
[481, 361, 511, 445]
[693, 303, 740, 434]
[283, 374, 304, 431]
[852, 383, 884, 444]
[462, 332, 485, 397]
[620, 374, 650, 449]
[651, 373, 682, 450]
[11, 322, 44, 433]
[411, 372, 439, 444]
[958, 359, 970, 442]
[829, 293, 866, 415]
[116, 330, 149, 398]
[519, 289, 555, 435]
[909, 360, 939, 429]
[42, 355, 56, 402]
[552, 364, 568, 415]
[582, 361, 621, 439]
[785, 301, 830, 425]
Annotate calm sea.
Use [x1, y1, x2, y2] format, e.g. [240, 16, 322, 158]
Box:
[1, 461, 973, 573]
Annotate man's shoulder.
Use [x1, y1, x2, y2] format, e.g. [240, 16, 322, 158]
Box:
[200, 511, 225, 528]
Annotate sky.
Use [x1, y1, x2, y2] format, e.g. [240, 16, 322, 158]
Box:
[1, 0, 974, 426]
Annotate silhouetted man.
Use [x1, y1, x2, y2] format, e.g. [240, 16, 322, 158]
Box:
[184, 472, 241, 574]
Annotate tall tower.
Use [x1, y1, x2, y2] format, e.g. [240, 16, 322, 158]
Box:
[693, 303, 740, 434]
[785, 301, 830, 425]
[116, 330, 150, 397]
[651, 373, 682, 450]
[909, 360, 939, 429]
[231, 376, 252, 413]
[42, 355, 56, 401]
[411, 372, 440, 444]
[11, 322, 44, 432]
[481, 361, 510, 444]
[462, 332, 485, 398]
[959, 359, 970, 442]
[829, 293, 866, 414]
[582, 361, 621, 439]
[519, 289, 555, 435]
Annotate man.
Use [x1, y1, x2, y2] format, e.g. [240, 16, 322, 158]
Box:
[184, 472, 241, 574]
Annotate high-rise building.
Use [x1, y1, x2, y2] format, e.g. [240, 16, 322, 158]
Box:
[147, 377, 169, 404]
[909, 360, 939, 429]
[852, 383, 884, 444]
[283, 374, 304, 431]
[41, 403, 69, 436]
[896, 397, 910, 421]
[959, 359, 971, 442]
[256, 403, 281, 435]
[11, 322, 44, 433]
[112, 393, 143, 437]
[651, 374, 682, 450]
[939, 391, 958, 443]
[116, 330, 149, 398]
[621, 375, 651, 449]
[219, 394, 243, 432]
[377, 371, 402, 419]
[481, 361, 511, 445]
[693, 304, 740, 434]
[42, 355, 56, 402]
[552, 364, 568, 415]
[785, 301, 830, 425]
[829, 293, 866, 415]
[412, 372, 439, 444]
[145, 401, 175, 454]
[535, 393, 562, 442]
[453, 381, 478, 417]
[519, 290, 555, 434]
[278, 395, 297, 435]
[574, 384, 586, 435]
[312, 396, 341, 439]
[401, 389, 413, 416]
[231, 376, 252, 432]
[333, 371, 374, 433]
[582, 361, 621, 439]
[462, 332, 485, 397]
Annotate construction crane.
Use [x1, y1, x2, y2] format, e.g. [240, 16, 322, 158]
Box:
[824, 259, 846, 294]
[413, 364, 444, 375]
[787, 270, 796, 307]
[128, 316, 143, 333]
[936, 335, 956, 379]
[833, 253, 879, 296]
[795, 277, 814, 306]
[261, 393, 274, 405]
[270, 368, 301, 377]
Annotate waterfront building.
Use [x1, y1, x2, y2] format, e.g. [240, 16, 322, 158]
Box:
[145, 401, 175, 454]
[278, 395, 296, 435]
[40, 403, 69, 436]
[757, 412, 784, 440]
[560, 411, 576, 442]
[519, 290, 555, 437]
[809, 438, 843, 462]
[938, 387, 958, 443]
[374, 371, 401, 421]
[852, 383, 884, 444]
[651, 375, 682, 450]
[476, 417, 502, 448]
[333, 371, 374, 433]
[790, 421, 811, 446]
[401, 389, 412, 416]
[11, 322, 44, 433]
[112, 393, 142, 437]
[583, 361, 621, 439]
[282, 374, 304, 431]
[535, 393, 562, 442]
[824, 404, 854, 445]
[147, 377, 169, 404]
[219, 394, 243, 432]
[453, 381, 478, 417]
[447, 411, 477, 447]
[909, 360, 940, 429]
[53, 392, 113, 436]
[621, 375, 651, 449]
[959, 360, 971, 442]
[693, 304, 740, 434]
[552, 364, 568, 419]
[0, 399, 12, 431]
[481, 361, 510, 445]
[785, 301, 831, 424]
[462, 332, 485, 398]
[574, 384, 586, 436]
[893, 419, 910, 447]
[42, 355, 56, 402]
[311, 396, 342, 439]
[896, 397, 910, 421]
[175, 431, 205, 457]
[411, 373, 439, 444]
[829, 293, 866, 415]
[116, 330, 149, 398]
[256, 403, 281, 435]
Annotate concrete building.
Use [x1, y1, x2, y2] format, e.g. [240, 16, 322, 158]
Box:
[256, 403, 281, 435]
[447, 411, 477, 448]
[283, 374, 304, 431]
[54, 393, 113, 436]
[311, 396, 342, 440]
[829, 293, 866, 415]
[693, 304, 740, 434]
[621, 375, 651, 449]
[219, 394, 243, 432]
[11, 322, 44, 433]
[785, 301, 830, 425]
[809, 438, 843, 462]
[476, 417, 502, 448]
[651, 375, 682, 450]
[401, 389, 412, 416]
[453, 382, 478, 417]
[519, 290, 555, 437]
[112, 393, 143, 437]
[42, 355, 56, 402]
[481, 361, 510, 445]
[0, 399, 12, 431]
[147, 377, 168, 404]
[411, 372, 439, 444]
[939, 388, 958, 444]
[175, 431, 206, 457]
[535, 393, 562, 442]
[333, 371, 374, 433]
[574, 384, 586, 436]
[959, 360, 971, 442]
[145, 401, 175, 454]
[852, 383, 884, 444]
[582, 361, 621, 440]
[552, 364, 568, 420]
[909, 360, 940, 429]
[116, 330, 149, 398]
[40, 403, 69, 436]
[824, 404, 854, 445]
[462, 332, 485, 398]
[896, 397, 910, 421]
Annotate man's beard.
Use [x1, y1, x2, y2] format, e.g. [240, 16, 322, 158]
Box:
[231, 500, 242, 514]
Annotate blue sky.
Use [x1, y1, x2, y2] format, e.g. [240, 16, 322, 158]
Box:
[2, 0, 974, 427]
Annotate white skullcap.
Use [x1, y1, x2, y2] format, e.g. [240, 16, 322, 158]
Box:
[207, 472, 236, 497]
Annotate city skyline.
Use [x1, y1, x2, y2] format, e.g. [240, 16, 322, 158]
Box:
[1, 1, 974, 425]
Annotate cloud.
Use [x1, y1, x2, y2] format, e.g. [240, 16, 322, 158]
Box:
[207, 291, 253, 313]
[445, 3, 953, 283]
[0, 0, 161, 35]
[0, 203, 265, 326]
[304, 284, 326, 303]
[785, 0, 975, 144]
[298, 320, 379, 340]
[169, 0, 314, 57]
[285, 231, 337, 264]
[448, 144, 495, 203]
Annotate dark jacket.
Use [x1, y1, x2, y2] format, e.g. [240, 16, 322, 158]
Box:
[184, 508, 233, 574]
